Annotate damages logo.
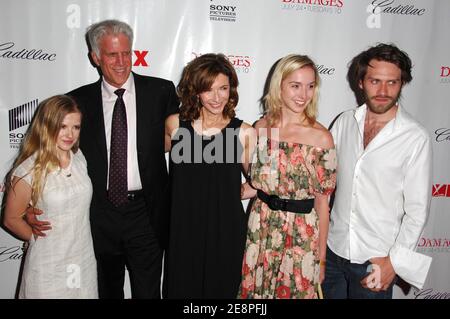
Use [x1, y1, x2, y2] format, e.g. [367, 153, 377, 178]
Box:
[192, 52, 252, 74]
[281, 0, 344, 15]
[417, 237, 450, 253]
[440, 66, 450, 84]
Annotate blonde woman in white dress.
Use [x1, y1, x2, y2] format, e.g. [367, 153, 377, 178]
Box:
[3, 95, 97, 298]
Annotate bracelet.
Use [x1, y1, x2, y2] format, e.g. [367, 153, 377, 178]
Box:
[320, 260, 326, 267]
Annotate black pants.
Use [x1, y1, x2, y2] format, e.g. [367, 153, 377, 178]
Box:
[94, 197, 163, 299]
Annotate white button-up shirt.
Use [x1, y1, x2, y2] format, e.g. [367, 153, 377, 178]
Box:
[101, 73, 143, 191]
[328, 104, 432, 289]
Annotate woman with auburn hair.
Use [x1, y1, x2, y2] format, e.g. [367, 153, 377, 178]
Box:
[165, 53, 256, 298]
[238, 54, 337, 299]
[3, 95, 97, 298]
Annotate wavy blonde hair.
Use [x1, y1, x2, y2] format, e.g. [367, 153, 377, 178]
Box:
[264, 54, 320, 126]
[7, 95, 81, 206]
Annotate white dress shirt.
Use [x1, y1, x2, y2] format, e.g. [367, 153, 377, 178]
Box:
[101, 73, 143, 191]
[328, 104, 432, 289]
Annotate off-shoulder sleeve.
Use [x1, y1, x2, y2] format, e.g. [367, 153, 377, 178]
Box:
[312, 147, 337, 195]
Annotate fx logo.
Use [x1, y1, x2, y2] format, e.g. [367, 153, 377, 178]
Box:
[134, 50, 149, 67]
[432, 184, 450, 197]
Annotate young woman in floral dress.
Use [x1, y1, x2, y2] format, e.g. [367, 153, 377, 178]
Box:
[238, 54, 337, 299]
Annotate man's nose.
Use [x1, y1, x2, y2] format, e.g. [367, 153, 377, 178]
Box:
[378, 82, 388, 96]
[116, 53, 125, 65]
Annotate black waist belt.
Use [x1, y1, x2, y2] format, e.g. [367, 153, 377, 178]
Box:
[257, 189, 314, 214]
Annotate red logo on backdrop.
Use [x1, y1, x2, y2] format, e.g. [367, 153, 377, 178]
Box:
[417, 238, 450, 248]
[133, 50, 148, 67]
[191, 52, 252, 74]
[227, 55, 251, 68]
[441, 66, 450, 77]
[282, 0, 344, 7]
[432, 184, 450, 197]
[280, 0, 344, 14]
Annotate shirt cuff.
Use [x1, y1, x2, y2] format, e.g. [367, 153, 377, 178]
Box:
[390, 245, 432, 289]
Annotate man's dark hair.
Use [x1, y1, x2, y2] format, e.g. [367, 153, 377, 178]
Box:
[347, 43, 413, 105]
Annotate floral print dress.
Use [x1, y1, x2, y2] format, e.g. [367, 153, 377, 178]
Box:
[238, 136, 337, 299]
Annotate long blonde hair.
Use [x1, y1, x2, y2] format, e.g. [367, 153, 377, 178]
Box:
[7, 95, 81, 206]
[264, 54, 320, 126]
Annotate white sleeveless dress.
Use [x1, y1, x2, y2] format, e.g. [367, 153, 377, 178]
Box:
[13, 150, 98, 298]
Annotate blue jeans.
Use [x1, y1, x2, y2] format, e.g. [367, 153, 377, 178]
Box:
[322, 246, 394, 299]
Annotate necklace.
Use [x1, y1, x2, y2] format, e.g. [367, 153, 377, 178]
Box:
[58, 152, 72, 177]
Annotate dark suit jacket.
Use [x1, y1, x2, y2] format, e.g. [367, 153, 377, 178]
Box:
[68, 72, 179, 252]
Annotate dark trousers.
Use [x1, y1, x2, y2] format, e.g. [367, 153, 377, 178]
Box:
[322, 246, 394, 299]
[95, 197, 163, 299]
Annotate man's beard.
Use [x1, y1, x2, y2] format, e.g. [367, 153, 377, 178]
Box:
[364, 90, 401, 115]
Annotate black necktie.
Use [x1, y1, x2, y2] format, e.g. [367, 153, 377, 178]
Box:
[108, 88, 128, 207]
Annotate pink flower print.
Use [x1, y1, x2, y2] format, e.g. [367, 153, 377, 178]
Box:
[306, 224, 315, 238]
[316, 165, 325, 184]
[279, 149, 288, 175]
[276, 285, 291, 299]
[290, 145, 304, 167]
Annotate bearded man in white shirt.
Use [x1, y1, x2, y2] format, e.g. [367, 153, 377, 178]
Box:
[322, 43, 432, 299]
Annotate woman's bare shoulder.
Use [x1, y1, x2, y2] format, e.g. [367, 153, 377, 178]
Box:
[311, 121, 334, 149]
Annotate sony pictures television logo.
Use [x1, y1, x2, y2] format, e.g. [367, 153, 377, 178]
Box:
[210, 0, 238, 22]
[9, 99, 39, 149]
[281, 0, 344, 15]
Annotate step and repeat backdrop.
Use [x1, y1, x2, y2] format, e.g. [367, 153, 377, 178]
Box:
[0, 0, 449, 299]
